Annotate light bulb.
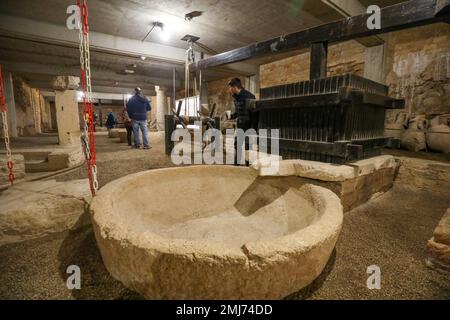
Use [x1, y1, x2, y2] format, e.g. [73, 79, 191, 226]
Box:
[160, 29, 170, 41]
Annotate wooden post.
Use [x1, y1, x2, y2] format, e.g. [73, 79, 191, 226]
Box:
[310, 42, 328, 80]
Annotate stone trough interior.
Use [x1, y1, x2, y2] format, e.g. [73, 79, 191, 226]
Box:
[115, 169, 318, 248]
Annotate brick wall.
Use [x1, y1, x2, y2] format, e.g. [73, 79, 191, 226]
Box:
[260, 40, 365, 88]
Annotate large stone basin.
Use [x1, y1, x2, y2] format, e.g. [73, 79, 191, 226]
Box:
[90, 166, 343, 299]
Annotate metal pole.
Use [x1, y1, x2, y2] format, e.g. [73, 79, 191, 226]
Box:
[173, 67, 176, 113]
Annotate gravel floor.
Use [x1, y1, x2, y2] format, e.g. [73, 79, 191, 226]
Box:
[0, 134, 449, 300]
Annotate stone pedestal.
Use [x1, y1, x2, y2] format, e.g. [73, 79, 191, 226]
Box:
[108, 128, 120, 138]
[53, 76, 81, 147]
[55, 90, 81, 146]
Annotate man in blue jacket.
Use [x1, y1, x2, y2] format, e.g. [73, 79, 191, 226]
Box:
[126, 88, 152, 149]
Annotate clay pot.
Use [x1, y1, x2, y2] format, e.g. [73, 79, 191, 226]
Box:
[427, 124, 450, 154]
[408, 115, 428, 131]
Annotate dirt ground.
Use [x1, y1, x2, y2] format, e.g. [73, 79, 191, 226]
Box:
[0, 132, 449, 300]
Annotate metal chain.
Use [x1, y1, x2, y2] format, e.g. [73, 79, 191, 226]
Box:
[0, 65, 14, 185]
[78, 0, 98, 195]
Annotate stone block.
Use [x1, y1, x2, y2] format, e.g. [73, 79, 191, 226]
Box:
[108, 128, 120, 138]
[52, 76, 80, 90]
[433, 208, 450, 246]
[0, 179, 91, 246]
[251, 155, 400, 212]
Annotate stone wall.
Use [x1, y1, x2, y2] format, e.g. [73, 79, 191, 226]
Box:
[12, 75, 38, 136]
[39, 93, 52, 131]
[385, 23, 450, 116]
[10, 76, 51, 136]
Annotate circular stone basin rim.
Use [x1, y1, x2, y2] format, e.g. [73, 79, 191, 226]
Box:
[91, 166, 343, 260]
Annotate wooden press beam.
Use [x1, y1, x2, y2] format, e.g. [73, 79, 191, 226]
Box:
[189, 0, 450, 72]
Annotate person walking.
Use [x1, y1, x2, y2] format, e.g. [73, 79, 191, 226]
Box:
[126, 88, 152, 149]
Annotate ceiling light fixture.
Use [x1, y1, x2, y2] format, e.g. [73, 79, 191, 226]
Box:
[142, 21, 170, 42]
[185, 11, 203, 21]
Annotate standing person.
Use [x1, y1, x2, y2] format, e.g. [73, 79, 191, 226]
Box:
[126, 87, 152, 149]
[123, 109, 133, 146]
[227, 78, 256, 131]
[105, 110, 116, 130]
[227, 78, 256, 165]
[93, 112, 98, 132]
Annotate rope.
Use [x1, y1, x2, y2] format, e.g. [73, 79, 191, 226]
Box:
[78, 0, 98, 195]
[0, 65, 15, 186]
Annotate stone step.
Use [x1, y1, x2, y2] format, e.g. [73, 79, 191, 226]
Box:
[25, 159, 49, 173]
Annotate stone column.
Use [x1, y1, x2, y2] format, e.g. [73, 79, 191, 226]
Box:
[156, 86, 168, 131]
[1, 71, 18, 137]
[30, 88, 42, 134]
[53, 76, 81, 146]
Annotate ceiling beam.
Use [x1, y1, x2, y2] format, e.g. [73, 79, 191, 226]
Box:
[0, 14, 258, 76]
[29, 81, 155, 96]
[190, 0, 450, 72]
[0, 13, 188, 64]
[321, 0, 385, 46]
[40, 90, 150, 101]
[0, 61, 180, 88]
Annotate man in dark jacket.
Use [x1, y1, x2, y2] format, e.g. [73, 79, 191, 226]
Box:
[126, 88, 151, 149]
[105, 111, 116, 129]
[227, 78, 256, 165]
[228, 77, 256, 131]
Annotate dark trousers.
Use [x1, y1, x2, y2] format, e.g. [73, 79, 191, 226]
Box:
[125, 126, 133, 146]
[234, 122, 251, 166]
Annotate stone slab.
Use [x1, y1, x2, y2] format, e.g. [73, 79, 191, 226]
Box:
[251, 156, 400, 212]
[0, 179, 91, 246]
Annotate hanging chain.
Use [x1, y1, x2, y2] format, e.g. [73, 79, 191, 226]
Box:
[184, 40, 197, 116]
[0, 65, 15, 186]
[78, 0, 98, 195]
